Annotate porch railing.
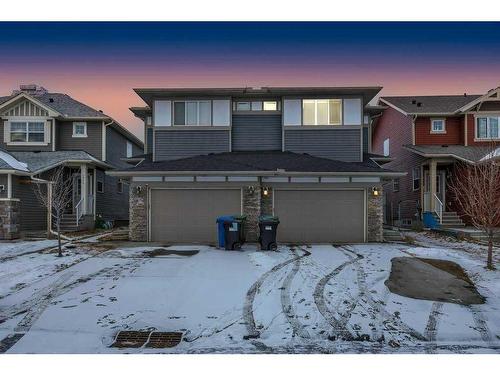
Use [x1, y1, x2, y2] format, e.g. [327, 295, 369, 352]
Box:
[433, 194, 443, 224]
[75, 198, 84, 226]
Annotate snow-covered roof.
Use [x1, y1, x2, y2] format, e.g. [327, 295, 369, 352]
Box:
[0, 149, 29, 172]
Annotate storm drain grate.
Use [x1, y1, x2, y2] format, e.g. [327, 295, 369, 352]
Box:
[111, 331, 151, 348]
[145, 332, 183, 348]
[111, 330, 183, 349]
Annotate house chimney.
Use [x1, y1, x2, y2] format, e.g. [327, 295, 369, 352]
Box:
[411, 99, 417, 104]
[464, 93, 467, 97]
[13, 84, 48, 96]
[416, 102, 422, 107]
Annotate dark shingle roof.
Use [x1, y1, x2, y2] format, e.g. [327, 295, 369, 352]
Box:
[10, 151, 110, 173]
[115, 151, 402, 175]
[404, 145, 498, 163]
[381, 95, 481, 114]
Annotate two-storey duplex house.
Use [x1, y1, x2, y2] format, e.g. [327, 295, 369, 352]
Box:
[0, 85, 143, 239]
[372, 87, 500, 228]
[110, 86, 403, 245]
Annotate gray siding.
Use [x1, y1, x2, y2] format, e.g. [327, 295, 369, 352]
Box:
[154, 129, 230, 161]
[0, 118, 53, 152]
[96, 169, 129, 222]
[363, 127, 369, 154]
[106, 126, 128, 168]
[284, 128, 362, 162]
[12, 176, 47, 231]
[57, 120, 103, 159]
[232, 114, 282, 151]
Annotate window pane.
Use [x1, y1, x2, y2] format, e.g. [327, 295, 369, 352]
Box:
[303, 100, 315, 125]
[11, 133, 27, 142]
[329, 100, 342, 124]
[11, 122, 27, 132]
[251, 101, 262, 111]
[489, 117, 499, 138]
[477, 118, 488, 138]
[29, 122, 44, 132]
[263, 101, 277, 111]
[432, 120, 443, 131]
[28, 132, 44, 142]
[173, 102, 185, 125]
[186, 102, 198, 125]
[317, 100, 329, 125]
[236, 102, 251, 111]
[199, 101, 211, 125]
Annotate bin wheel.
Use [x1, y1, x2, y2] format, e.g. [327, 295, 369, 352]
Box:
[269, 243, 278, 251]
[233, 243, 242, 251]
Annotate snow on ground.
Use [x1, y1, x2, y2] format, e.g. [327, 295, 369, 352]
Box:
[0, 237, 499, 354]
[0, 240, 58, 260]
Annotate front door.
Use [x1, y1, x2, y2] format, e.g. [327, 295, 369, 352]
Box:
[424, 170, 446, 209]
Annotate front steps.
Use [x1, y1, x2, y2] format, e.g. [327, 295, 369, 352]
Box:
[53, 213, 94, 233]
[383, 228, 405, 242]
[435, 211, 466, 228]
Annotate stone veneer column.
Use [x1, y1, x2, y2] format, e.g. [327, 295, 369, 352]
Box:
[129, 183, 148, 241]
[242, 186, 261, 242]
[0, 200, 20, 240]
[367, 187, 384, 242]
[260, 187, 273, 217]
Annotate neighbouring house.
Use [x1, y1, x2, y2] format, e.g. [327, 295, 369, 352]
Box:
[372, 87, 500, 229]
[0, 84, 143, 240]
[109, 86, 404, 245]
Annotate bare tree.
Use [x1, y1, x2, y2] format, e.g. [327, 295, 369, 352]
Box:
[33, 166, 74, 257]
[449, 145, 500, 270]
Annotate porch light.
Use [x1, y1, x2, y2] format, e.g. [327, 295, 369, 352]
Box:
[263, 187, 270, 197]
[372, 187, 381, 196]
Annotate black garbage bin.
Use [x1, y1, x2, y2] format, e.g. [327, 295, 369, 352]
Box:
[223, 218, 242, 250]
[259, 215, 279, 251]
[233, 214, 247, 245]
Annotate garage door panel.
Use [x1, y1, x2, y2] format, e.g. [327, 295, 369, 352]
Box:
[150, 189, 241, 243]
[274, 190, 364, 243]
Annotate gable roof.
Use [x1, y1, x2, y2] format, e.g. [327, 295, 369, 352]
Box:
[380, 95, 481, 115]
[403, 144, 498, 163]
[108, 151, 405, 177]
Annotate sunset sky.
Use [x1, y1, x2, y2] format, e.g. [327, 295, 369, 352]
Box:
[0, 22, 499, 139]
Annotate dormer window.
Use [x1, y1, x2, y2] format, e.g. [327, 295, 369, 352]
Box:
[72, 122, 87, 137]
[430, 119, 446, 133]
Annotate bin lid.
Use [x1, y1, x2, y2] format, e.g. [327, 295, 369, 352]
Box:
[233, 214, 247, 221]
[259, 215, 279, 223]
[216, 215, 235, 223]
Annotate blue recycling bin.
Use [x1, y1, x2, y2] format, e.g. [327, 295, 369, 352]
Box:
[216, 216, 235, 248]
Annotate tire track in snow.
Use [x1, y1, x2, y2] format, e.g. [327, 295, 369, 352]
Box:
[423, 302, 444, 353]
[243, 246, 309, 339]
[468, 305, 493, 344]
[280, 247, 311, 340]
[342, 246, 428, 342]
[312, 246, 361, 341]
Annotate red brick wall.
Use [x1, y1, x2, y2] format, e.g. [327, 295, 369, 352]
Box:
[415, 116, 463, 145]
[372, 107, 424, 225]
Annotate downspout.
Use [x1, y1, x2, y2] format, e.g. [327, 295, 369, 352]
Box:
[412, 115, 418, 145]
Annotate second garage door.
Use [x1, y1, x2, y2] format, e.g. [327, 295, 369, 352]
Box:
[274, 189, 365, 243]
[150, 188, 242, 243]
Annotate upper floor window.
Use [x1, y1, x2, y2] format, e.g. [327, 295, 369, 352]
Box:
[72, 122, 87, 137]
[431, 119, 446, 133]
[383, 138, 390, 156]
[126, 141, 133, 158]
[234, 100, 279, 112]
[303, 99, 342, 126]
[476, 117, 500, 140]
[9, 121, 45, 143]
[173, 101, 211, 126]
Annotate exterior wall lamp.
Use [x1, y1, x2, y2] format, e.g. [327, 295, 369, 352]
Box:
[372, 187, 381, 197]
[262, 187, 270, 197]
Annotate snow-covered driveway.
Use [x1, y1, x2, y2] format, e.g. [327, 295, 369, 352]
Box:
[0, 239, 499, 353]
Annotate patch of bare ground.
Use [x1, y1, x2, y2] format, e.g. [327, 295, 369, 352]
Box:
[385, 257, 485, 305]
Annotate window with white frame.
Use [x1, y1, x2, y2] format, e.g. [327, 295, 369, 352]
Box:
[173, 101, 212, 126]
[126, 141, 133, 158]
[9, 121, 45, 143]
[303, 99, 342, 125]
[263, 101, 278, 111]
[72, 122, 87, 137]
[235, 101, 251, 111]
[412, 167, 421, 191]
[431, 119, 446, 133]
[393, 178, 400, 192]
[234, 100, 279, 112]
[476, 116, 500, 140]
[383, 138, 390, 156]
